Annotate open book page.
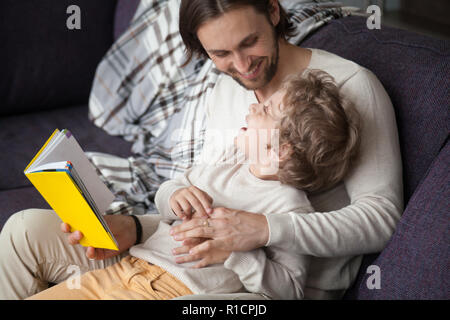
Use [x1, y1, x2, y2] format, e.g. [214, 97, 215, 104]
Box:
[26, 129, 115, 215]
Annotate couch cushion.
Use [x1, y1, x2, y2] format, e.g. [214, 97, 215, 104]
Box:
[349, 141, 449, 299]
[301, 16, 450, 202]
[0, 104, 133, 191]
[114, 0, 141, 40]
[0, 187, 50, 231]
[0, 0, 118, 116]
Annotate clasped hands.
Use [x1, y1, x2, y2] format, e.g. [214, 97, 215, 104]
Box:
[169, 186, 234, 268]
[168, 186, 269, 268]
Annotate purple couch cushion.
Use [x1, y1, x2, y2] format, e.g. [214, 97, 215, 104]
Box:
[0, 187, 50, 231]
[0, 104, 132, 192]
[351, 141, 449, 299]
[0, 0, 117, 116]
[114, 0, 141, 40]
[301, 16, 450, 202]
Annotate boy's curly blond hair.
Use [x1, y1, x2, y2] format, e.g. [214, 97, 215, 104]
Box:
[277, 69, 361, 193]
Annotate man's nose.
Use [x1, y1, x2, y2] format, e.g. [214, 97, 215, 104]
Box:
[233, 52, 251, 74]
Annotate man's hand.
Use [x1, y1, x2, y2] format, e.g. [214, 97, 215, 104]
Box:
[61, 214, 137, 260]
[170, 207, 269, 267]
[170, 186, 213, 220]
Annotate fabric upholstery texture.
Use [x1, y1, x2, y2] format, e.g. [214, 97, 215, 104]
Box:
[0, 0, 117, 116]
[114, 0, 141, 40]
[351, 141, 449, 299]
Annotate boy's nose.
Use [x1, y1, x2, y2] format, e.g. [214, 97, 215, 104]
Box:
[249, 103, 259, 114]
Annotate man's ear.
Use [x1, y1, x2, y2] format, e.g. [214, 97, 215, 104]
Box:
[268, 0, 281, 27]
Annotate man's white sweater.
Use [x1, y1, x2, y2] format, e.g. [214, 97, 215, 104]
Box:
[135, 48, 403, 299]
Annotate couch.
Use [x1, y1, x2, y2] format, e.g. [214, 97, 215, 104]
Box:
[0, 0, 448, 300]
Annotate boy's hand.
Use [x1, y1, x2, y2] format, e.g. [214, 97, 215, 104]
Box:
[170, 186, 213, 219]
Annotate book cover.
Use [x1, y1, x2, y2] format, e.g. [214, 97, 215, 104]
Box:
[24, 129, 119, 250]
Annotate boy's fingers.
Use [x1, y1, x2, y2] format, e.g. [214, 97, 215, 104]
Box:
[178, 198, 193, 217]
[172, 245, 190, 255]
[185, 193, 207, 217]
[172, 238, 205, 256]
[175, 253, 201, 264]
[171, 201, 185, 219]
[191, 189, 213, 216]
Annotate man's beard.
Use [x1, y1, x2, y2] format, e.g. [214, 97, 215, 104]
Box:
[227, 31, 279, 91]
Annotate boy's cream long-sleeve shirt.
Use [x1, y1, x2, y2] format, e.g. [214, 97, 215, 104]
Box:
[131, 149, 314, 299]
[136, 48, 403, 299]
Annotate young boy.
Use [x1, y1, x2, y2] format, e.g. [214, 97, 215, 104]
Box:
[28, 69, 360, 300]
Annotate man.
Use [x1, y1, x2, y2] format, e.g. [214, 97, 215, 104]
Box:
[169, 0, 402, 278]
[0, 0, 403, 299]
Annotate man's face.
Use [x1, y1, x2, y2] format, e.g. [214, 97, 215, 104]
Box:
[196, 6, 279, 90]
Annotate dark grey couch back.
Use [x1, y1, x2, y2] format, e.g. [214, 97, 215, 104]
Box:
[0, 0, 118, 116]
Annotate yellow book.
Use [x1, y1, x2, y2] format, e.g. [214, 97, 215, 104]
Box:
[24, 129, 118, 251]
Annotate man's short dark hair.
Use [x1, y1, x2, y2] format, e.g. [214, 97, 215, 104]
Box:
[179, 0, 296, 65]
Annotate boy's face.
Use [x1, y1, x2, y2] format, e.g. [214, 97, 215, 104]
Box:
[235, 90, 285, 165]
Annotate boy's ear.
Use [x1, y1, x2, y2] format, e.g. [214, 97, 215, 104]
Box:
[278, 143, 292, 163]
[269, 143, 292, 163]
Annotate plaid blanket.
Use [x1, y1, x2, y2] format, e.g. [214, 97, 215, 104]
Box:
[87, 0, 351, 215]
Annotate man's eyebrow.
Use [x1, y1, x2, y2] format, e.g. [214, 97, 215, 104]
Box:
[237, 32, 258, 48]
[207, 32, 258, 55]
[208, 48, 228, 55]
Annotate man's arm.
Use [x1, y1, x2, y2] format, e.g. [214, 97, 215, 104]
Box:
[267, 68, 403, 256]
[172, 68, 403, 257]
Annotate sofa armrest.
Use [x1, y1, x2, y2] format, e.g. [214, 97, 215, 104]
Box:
[354, 140, 449, 299]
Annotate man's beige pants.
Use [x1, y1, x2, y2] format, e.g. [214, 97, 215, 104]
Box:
[0, 209, 161, 299]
